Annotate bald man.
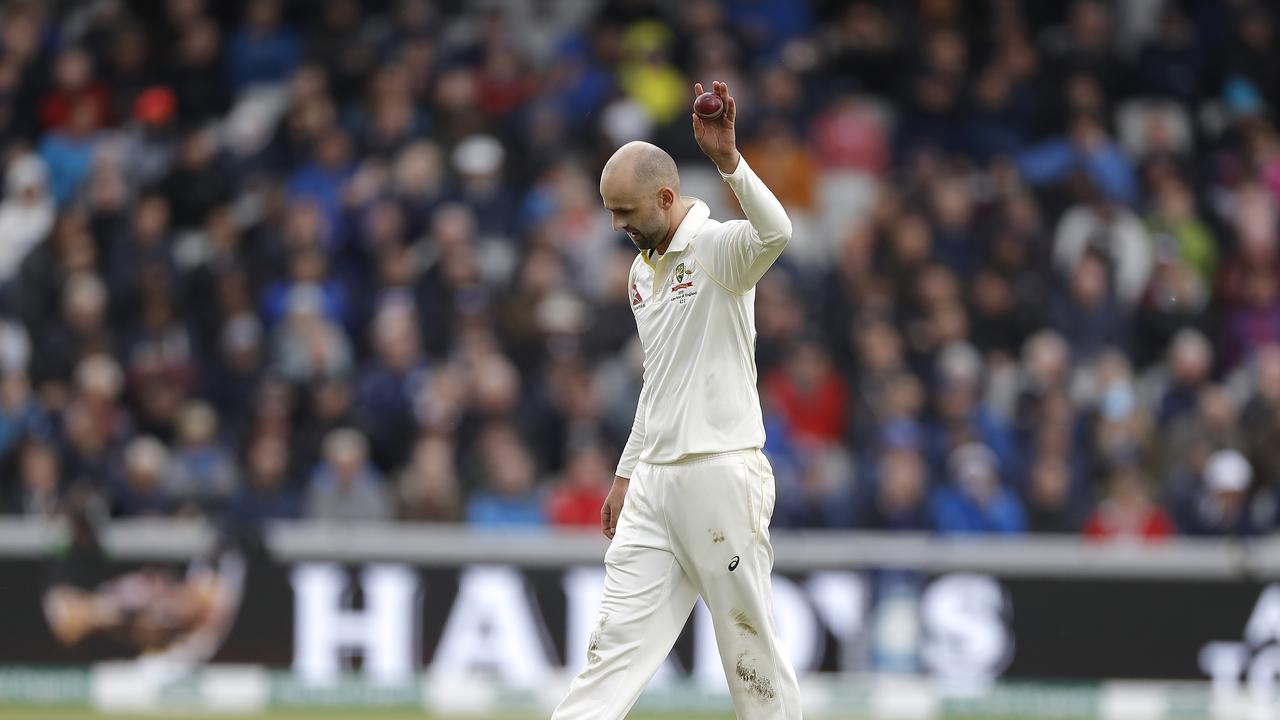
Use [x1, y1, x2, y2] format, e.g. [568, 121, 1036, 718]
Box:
[553, 81, 802, 718]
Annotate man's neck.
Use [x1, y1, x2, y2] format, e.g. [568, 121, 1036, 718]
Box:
[654, 199, 694, 256]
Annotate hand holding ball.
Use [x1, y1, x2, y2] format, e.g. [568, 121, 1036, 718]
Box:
[694, 92, 725, 121]
[691, 81, 739, 174]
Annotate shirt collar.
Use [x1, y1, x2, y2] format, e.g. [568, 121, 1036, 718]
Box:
[659, 197, 709, 256]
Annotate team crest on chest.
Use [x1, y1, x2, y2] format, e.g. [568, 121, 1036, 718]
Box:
[671, 262, 695, 292]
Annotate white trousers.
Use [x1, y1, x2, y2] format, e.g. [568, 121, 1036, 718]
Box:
[552, 449, 802, 719]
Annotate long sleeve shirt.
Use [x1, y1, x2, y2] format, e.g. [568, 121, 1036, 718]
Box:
[615, 157, 792, 478]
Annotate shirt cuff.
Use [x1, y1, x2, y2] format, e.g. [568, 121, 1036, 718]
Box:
[718, 155, 750, 181]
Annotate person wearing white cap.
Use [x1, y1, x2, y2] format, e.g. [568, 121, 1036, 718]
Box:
[1189, 449, 1273, 536]
[0, 154, 55, 288]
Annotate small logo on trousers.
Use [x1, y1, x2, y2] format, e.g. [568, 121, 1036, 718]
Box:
[728, 556, 740, 572]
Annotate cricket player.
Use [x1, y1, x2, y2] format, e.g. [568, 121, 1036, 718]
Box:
[552, 81, 802, 718]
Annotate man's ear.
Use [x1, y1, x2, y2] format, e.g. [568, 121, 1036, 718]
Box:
[658, 187, 675, 210]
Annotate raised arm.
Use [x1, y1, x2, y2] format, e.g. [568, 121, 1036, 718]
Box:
[692, 81, 792, 292]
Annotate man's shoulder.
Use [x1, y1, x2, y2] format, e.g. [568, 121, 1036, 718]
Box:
[687, 215, 741, 250]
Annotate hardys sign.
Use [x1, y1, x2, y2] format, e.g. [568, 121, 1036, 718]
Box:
[0, 552, 1272, 688]
[287, 565, 1010, 688]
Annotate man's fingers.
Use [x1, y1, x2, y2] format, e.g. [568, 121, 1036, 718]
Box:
[725, 95, 736, 123]
[694, 82, 704, 97]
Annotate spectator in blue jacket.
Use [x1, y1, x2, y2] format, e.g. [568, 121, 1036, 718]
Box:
[466, 424, 547, 528]
[1018, 112, 1137, 207]
[932, 443, 1027, 535]
[226, 0, 300, 92]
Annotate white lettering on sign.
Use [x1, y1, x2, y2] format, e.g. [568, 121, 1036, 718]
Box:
[290, 563, 420, 684]
[287, 565, 1012, 687]
[1201, 583, 1280, 703]
[921, 573, 1012, 684]
[429, 566, 552, 686]
[809, 572, 868, 671]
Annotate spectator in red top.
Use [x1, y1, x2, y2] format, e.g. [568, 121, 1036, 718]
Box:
[1083, 452, 1174, 541]
[546, 444, 612, 528]
[39, 48, 111, 132]
[764, 339, 848, 447]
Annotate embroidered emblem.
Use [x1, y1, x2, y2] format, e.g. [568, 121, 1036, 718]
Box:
[671, 262, 696, 292]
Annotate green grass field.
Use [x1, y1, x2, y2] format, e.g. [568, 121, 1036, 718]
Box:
[0, 708, 744, 720]
[0, 710, 740, 720]
[0, 709, 1099, 720]
[0, 709, 1090, 720]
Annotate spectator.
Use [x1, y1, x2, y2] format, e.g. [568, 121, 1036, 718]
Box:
[38, 47, 110, 133]
[169, 17, 231, 121]
[741, 116, 816, 212]
[1145, 179, 1216, 287]
[1083, 452, 1174, 541]
[1148, 329, 1214, 428]
[108, 436, 174, 517]
[1181, 449, 1274, 537]
[38, 97, 104, 207]
[775, 446, 857, 529]
[1053, 196, 1152, 309]
[354, 295, 425, 470]
[450, 134, 517, 239]
[226, 0, 301, 92]
[285, 128, 354, 233]
[1134, 6, 1203, 103]
[860, 446, 931, 531]
[398, 436, 462, 523]
[616, 21, 686, 126]
[763, 340, 848, 448]
[14, 439, 61, 516]
[228, 434, 298, 526]
[206, 313, 265, 432]
[0, 369, 41, 464]
[1243, 345, 1280, 482]
[1216, 185, 1280, 370]
[932, 443, 1027, 535]
[466, 424, 546, 528]
[546, 444, 611, 528]
[304, 428, 390, 522]
[1019, 113, 1138, 206]
[164, 126, 231, 230]
[271, 286, 353, 384]
[167, 402, 238, 513]
[0, 154, 54, 291]
[1025, 456, 1082, 534]
[1050, 247, 1132, 362]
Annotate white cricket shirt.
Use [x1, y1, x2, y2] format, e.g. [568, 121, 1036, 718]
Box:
[615, 157, 792, 478]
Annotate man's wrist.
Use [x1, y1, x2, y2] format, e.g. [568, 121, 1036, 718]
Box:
[716, 151, 741, 175]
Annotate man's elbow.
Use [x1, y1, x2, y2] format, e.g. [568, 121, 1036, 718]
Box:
[768, 215, 793, 248]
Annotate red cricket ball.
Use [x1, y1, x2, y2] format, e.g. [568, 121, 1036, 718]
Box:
[694, 92, 725, 120]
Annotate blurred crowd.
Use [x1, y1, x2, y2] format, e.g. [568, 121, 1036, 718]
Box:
[2, 0, 1280, 539]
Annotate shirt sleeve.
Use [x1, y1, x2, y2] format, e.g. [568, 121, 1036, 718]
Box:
[698, 156, 793, 293]
[615, 381, 647, 479]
